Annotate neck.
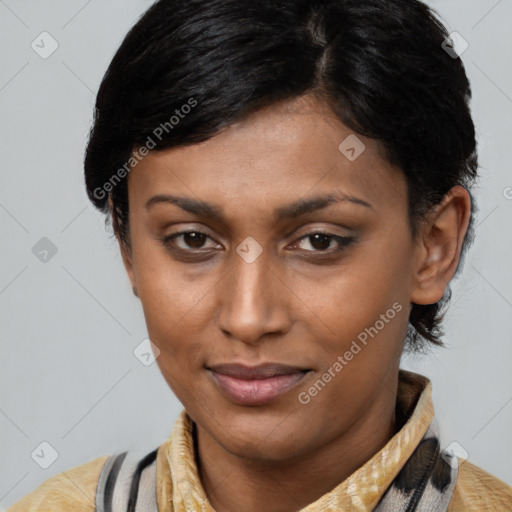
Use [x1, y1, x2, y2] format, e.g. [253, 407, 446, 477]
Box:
[195, 383, 398, 512]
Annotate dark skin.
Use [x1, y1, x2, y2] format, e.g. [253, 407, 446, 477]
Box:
[114, 94, 471, 512]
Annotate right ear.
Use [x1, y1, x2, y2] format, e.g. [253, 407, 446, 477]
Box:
[108, 195, 138, 297]
[119, 240, 137, 295]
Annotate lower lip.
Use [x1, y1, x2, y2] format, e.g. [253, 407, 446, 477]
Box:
[209, 370, 309, 406]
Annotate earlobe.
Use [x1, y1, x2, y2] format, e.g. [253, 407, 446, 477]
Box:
[410, 185, 471, 305]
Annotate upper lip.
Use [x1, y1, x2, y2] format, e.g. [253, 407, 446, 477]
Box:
[208, 363, 309, 380]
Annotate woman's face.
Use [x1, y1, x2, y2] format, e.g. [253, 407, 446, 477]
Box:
[121, 94, 423, 461]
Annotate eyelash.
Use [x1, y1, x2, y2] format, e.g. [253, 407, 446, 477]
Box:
[159, 229, 355, 257]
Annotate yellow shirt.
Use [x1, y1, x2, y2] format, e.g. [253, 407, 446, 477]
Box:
[7, 370, 512, 511]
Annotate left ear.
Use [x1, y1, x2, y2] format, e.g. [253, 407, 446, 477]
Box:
[410, 185, 472, 305]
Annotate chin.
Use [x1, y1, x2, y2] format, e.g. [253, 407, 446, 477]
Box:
[226, 436, 305, 462]
[212, 412, 311, 462]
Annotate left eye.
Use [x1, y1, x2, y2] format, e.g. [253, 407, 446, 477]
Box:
[290, 232, 354, 252]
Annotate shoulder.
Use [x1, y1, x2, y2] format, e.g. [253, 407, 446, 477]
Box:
[7, 455, 109, 512]
[448, 460, 512, 512]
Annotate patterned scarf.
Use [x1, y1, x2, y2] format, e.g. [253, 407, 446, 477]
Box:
[374, 417, 458, 511]
[95, 370, 459, 511]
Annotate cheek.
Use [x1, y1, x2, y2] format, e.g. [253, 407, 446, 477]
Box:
[131, 246, 210, 364]
[295, 233, 412, 371]
[132, 231, 201, 311]
[300, 254, 409, 336]
[342, 222, 414, 309]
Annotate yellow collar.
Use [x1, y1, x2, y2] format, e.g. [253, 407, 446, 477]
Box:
[156, 369, 434, 512]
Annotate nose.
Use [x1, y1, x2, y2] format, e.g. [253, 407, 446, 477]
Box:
[216, 248, 292, 346]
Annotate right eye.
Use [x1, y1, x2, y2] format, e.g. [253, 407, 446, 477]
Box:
[160, 230, 221, 252]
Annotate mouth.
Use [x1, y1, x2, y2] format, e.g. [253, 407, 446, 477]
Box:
[207, 363, 311, 406]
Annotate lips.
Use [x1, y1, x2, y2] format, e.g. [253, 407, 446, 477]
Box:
[207, 363, 310, 406]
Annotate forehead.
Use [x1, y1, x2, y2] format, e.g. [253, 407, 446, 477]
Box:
[127, 95, 406, 214]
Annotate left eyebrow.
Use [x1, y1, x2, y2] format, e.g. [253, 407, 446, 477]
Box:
[274, 191, 373, 221]
[144, 190, 372, 222]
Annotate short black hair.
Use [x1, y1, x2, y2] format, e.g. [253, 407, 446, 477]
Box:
[84, 0, 478, 351]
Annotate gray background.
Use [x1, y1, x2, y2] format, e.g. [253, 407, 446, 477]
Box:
[1, 0, 511, 508]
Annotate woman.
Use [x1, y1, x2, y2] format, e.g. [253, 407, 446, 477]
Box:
[9, 0, 512, 510]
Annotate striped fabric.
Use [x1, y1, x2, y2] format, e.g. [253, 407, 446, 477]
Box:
[7, 370, 511, 511]
[94, 448, 158, 512]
